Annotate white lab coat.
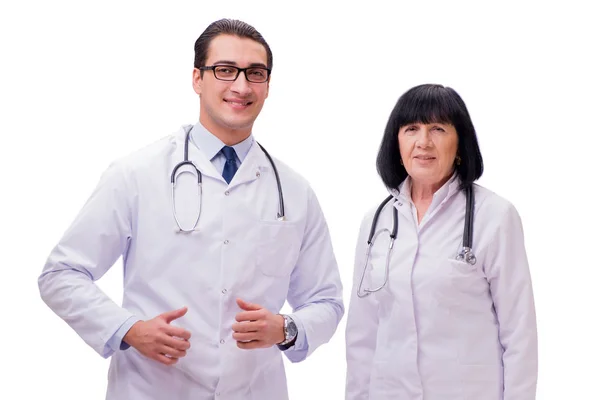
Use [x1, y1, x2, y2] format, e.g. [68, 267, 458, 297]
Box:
[39, 125, 344, 400]
[345, 175, 537, 399]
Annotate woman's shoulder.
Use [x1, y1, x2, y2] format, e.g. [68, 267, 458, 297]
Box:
[472, 183, 522, 226]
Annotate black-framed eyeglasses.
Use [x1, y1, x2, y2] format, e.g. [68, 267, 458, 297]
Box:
[199, 65, 271, 83]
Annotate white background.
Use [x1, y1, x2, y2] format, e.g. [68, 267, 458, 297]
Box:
[1, 0, 599, 399]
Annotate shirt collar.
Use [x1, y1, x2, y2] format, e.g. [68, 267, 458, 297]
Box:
[189, 122, 254, 162]
[390, 171, 461, 204]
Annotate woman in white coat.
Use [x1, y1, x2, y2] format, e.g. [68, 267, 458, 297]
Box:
[345, 84, 537, 399]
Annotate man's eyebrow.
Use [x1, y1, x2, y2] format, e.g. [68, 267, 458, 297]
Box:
[211, 61, 268, 68]
[248, 62, 268, 68]
[212, 60, 238, 65]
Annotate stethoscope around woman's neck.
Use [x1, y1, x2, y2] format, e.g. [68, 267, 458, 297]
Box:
[357, 183, 475, 298]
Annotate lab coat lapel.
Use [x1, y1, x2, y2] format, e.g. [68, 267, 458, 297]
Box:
[418, 174, 463, 230]
[225, 140, 267, 190]
[390, 183, 415, 224]
[173, 125, 224, 181]
[390, 174, 463, 229]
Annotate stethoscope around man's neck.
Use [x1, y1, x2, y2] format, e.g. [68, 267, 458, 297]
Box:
[170, 126, 286, 233]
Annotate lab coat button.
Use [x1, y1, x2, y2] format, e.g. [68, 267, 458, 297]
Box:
[224, 240, 229, 245]
[220, 339, 225, 344]
[224, 190, 230, 196]
[222, 289, 227, 294]
[256, 171, 261, 178]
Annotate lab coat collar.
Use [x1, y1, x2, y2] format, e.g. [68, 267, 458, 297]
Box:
[189, 122, 254, 165]
[173, 125, 272, 188]
[388, 171, 462, 206]
[226, 138, 275, 189]
[173, 125, 221, 180]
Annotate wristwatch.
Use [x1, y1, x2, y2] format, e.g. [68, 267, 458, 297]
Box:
[277, 314, 298, 350]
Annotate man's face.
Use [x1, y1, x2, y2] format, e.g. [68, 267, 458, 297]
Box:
[193, 34, 270, 139]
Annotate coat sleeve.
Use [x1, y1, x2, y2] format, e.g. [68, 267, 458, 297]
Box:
[282, 186, 345, 363]
[483, 203, 538, 399]
[345, 212, 379, 400]
[38, 161, 139, 358]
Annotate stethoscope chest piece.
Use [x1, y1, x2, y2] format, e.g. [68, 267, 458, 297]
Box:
[456, 246, 477, 265]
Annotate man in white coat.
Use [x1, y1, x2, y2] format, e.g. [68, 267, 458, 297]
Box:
[38, 18, 344, 400]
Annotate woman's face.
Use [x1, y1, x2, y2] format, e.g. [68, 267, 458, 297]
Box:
[398, 122, 459, 187]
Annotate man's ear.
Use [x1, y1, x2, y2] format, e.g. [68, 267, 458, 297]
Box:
[265, 77, 270, 99]
[192, 68, 203, 95]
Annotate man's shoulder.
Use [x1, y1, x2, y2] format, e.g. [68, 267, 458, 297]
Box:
[111, 128, 182, 173]
[268, 155, 310, 187]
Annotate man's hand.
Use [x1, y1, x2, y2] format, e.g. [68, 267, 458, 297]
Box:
[232, 298, 285, 349]
[123, 307, 191, 366]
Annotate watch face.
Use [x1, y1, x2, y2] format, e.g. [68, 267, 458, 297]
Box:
[287, 318, 298, 337]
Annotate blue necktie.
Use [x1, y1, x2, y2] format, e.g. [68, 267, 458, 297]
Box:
[221, 146, 238, 184]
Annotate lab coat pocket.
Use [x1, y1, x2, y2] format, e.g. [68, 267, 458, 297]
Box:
[447, 258, 488, 295]
[458, 364, 503, 399]
[449, 257, 482, 277]
[363, 260, 393, 304]
[255, 220, 302, 277]
[369, 360, 405, 399]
